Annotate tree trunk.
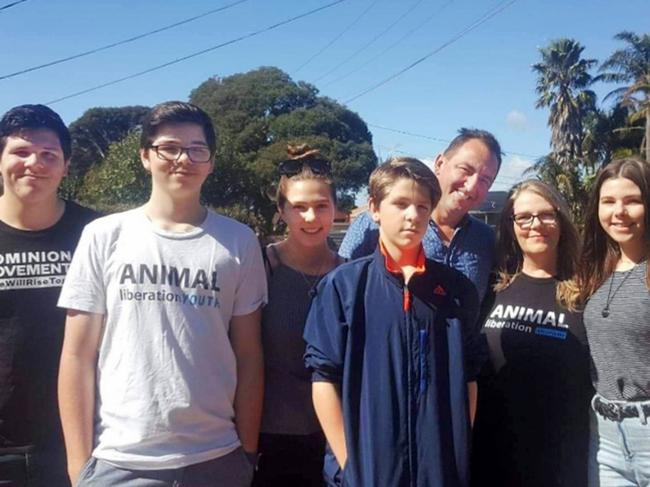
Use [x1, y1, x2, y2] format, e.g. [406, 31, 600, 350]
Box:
[645, 107, 650, 162]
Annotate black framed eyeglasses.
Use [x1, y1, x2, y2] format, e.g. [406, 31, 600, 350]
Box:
[278, 158, 331, 177]
[149, 144, 212, 164]
[512, 211, 558, 228]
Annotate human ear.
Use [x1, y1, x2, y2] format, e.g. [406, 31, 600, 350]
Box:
[140, 148, 151, 172]
[369, 197, 381, 223]
[433, 154, 444, 175]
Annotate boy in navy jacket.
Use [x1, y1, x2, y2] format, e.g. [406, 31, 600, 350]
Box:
[304, 157, 481, 487]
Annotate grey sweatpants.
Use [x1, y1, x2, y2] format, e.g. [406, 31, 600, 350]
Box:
[76, 448, 254, 487]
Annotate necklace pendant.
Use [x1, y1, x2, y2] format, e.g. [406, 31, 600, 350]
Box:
[601, 309, 610, 318]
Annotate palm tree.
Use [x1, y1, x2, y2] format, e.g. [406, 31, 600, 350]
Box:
[533, 39, 597, 162]
[525, 154, 586, 220]
[598, 31, 650, 162]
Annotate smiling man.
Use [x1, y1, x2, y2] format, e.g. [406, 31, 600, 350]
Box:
[339, 128, 502, 303]
[0, 104, 98, 487]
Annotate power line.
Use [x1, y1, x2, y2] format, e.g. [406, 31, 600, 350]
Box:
[0, 0, 249, 81]
[314, 0, 425, 83]
[322, 0, 453, 88]
[295, 0, 380, 73]
[0, 0, 27, 12]
[369, 122, 543, 159]
[344, 0, 518, 104]
[45, 0, 346, 106]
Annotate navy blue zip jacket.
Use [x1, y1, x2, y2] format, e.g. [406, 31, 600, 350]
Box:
[304, 247, 481, 487]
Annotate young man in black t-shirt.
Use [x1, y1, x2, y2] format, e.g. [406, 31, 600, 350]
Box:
[0, 105, 97, 486]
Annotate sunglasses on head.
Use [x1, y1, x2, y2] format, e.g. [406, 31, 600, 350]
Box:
[278, 158, 331, 177]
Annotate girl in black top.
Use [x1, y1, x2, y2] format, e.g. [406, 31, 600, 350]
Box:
[472, 180, 592, 487]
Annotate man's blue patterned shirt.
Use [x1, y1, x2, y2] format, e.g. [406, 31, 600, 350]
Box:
[338, 211, 495, 302]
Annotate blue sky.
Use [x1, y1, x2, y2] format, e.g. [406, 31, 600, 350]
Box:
[1, 0, 647, 193]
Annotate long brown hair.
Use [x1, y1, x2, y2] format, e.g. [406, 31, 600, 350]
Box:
[578, 157, 650, 302]
[495, 179, 581, 309]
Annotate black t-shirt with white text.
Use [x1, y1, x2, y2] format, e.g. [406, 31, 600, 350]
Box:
[471, 273, 592, 487]
[0, 201, 98, 453]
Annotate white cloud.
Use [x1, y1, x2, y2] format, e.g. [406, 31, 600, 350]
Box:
[506, 110, 528, 131]
[491, 155, 534, 191]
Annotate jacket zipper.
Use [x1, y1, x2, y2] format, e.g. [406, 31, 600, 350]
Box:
[403, 284, 420, 487]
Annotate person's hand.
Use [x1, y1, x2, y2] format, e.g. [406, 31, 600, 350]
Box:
[67, 456, 90, 485]
[244, 450, 259, 468]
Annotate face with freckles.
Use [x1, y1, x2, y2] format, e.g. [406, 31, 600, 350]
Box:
[598, 177, 646, 254]
[433, 138, 499, 220]
[279, 178, 335, 248]
[0, 128, 68, 205]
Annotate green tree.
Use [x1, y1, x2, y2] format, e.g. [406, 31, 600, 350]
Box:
[77, 131, 150, 212]
[531, 39, 597, 219]
[190, 67, 377, 233]
[63, 106, 149, 198]
[533, 38, 597, 162]
[598, 31, 650, 162]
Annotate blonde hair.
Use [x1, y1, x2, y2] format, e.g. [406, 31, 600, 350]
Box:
[495, 179, 581, 310]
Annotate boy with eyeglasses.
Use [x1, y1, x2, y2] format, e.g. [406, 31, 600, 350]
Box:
[57, 101, 266, 487]
[0, 104, 98, 487]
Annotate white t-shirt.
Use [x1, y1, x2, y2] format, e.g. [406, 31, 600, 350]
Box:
[58, 207, 267, 469]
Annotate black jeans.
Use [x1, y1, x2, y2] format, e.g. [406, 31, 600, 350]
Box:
[0, 448, 69, 487]
[252, 432, 325, 487]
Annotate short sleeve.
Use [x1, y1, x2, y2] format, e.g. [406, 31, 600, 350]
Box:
[232, 233, 267, 316]
[337, 212, 379, 260]
[57, 223, 107, 314]
[303, 275, 348, 384]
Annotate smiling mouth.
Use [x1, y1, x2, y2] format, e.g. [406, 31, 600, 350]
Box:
[302, 228, 322, 234]
[611, 223, 635, 230]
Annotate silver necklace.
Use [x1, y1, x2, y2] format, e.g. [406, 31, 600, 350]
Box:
[601, 266, 636, 318]
[295, 253, 331, 298]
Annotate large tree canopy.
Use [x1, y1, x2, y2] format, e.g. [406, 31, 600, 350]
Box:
[74, 67, 376, 234]
[64, 106, 149, 197]
[190, 66, 376, 232]
[77, 131, 149, 213]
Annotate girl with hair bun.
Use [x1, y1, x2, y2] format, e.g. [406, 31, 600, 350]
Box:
[253, 144, 342, 486]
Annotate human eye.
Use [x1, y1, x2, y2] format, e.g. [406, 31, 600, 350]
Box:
[188, 146, 211, 162]
[479, 175, 493, 187]
[157, 145, 181, 159]
[394, 200, 409, 209]
[539, 212, 557, 224]
[513, 213, 532, 224]
[13, 149, 31, 158]
[625, 196, 644, 205]
[43, 150, 62, 161]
